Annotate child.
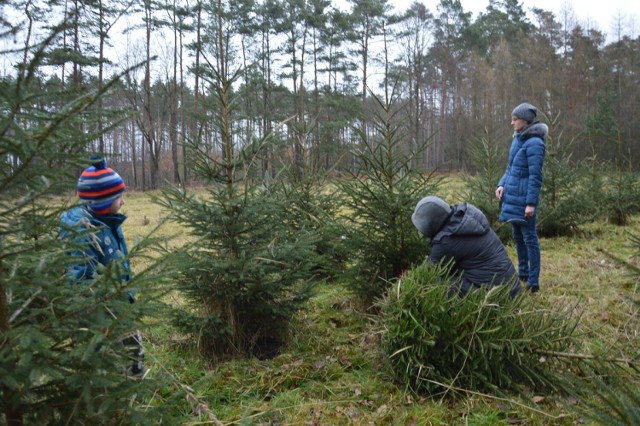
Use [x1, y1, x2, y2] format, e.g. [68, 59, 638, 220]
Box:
[60, 156, 145, 376]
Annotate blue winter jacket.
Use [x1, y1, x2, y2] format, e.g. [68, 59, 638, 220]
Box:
[60, 206, 132, 287]
[498, 121, 548, 222]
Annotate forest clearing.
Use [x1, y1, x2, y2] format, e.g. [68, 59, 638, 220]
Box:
[3, 0, 640, 422]
[118, 188, 639, 425]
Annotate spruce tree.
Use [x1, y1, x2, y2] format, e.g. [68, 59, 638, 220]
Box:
[601, 131, 640, 226]
[379, 261, 581, 396]
[158, 0, 320, 359]
[159, 122, 321, 360]
[338, 89, 442, 306]
[538, 113, 599, 235]
[0, 23, 172, 425]
[461, 127, 506, 233]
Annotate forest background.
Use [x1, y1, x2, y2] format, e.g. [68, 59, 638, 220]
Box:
[2, 0, 639, 186]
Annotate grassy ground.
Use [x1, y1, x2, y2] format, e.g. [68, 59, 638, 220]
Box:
[118, 188, 639, 425]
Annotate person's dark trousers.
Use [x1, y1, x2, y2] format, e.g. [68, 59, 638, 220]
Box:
[122, 330, 145, 376]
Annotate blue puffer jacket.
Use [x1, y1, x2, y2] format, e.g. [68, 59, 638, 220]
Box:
[60, 206, 131, 286]
[498, 121, 547, 222]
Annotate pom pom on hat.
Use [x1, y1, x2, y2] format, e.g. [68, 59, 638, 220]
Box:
[77, 156, 126, 215]
[412, 196, 452, 239]
[511, 102, 538, 124]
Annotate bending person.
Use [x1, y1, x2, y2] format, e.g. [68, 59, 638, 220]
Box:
[412, 196, 520, 298]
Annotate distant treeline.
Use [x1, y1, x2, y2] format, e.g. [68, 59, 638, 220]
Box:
[2, 0, 639, 188]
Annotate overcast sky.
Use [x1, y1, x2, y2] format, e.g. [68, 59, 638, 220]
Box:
[2, 0, 637, 77]
[389, 0, 639, 41]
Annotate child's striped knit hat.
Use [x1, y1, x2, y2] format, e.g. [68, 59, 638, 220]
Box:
[77, 156, 126, 215]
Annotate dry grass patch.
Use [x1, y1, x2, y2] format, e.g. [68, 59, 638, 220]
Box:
[537, 217, 640, 356]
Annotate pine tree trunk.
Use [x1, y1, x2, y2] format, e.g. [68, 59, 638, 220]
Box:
[171, 1, 181, 185]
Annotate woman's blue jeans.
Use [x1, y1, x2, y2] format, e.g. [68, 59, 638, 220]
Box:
[511, 217, 540, 288]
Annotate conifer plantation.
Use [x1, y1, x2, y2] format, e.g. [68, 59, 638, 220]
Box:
[1, 0, 639, 424]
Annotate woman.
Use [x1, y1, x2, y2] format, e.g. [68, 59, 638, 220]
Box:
[496, 103, 547, 293]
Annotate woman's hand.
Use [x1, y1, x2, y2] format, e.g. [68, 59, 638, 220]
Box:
[524, 205, 535, 219]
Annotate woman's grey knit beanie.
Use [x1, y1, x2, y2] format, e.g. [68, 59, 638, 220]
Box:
[511, 102, 538, 123]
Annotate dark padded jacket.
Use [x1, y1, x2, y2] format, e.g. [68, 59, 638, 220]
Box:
[429, 203, 520, 297]
[498, 121, 547, 223]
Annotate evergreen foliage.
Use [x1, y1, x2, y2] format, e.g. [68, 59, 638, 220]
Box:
[5, 0, 640, 186]
[600, 137, 640, 226]
[158, 15, 321, 358]
[337, 90, 442, 306]
[461, 127, 506, 236]
[585, 93, 640, 225]
[538, 113, 598, 236]
[267, 173, 349, 280]
[584, 373, 640, 426]
[0, 27, 171, 424]
[160, 141, 321, 359]
[565, 362, 640, 426]
[379, 261, 580, 396]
